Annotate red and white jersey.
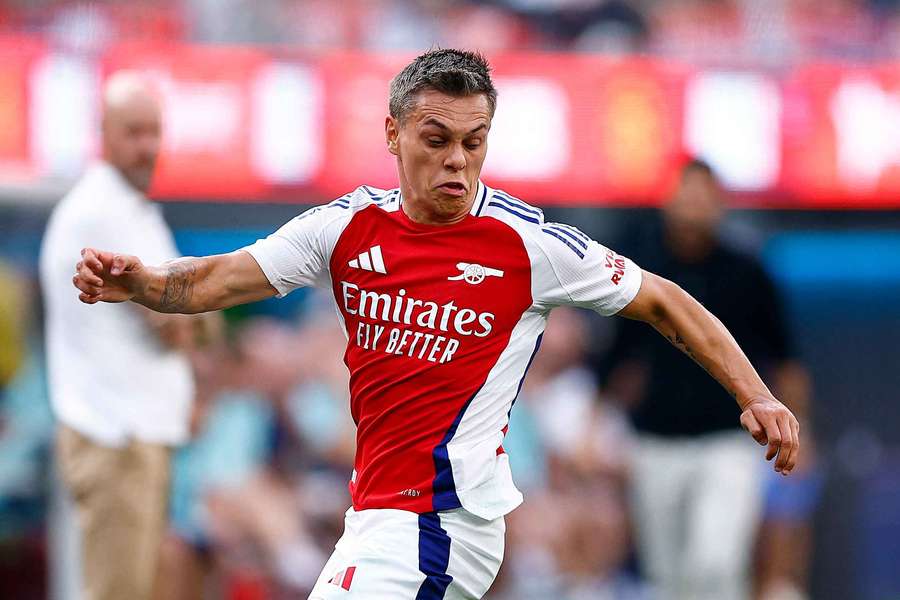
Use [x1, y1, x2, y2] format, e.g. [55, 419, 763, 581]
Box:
[243, 182, 642, 520]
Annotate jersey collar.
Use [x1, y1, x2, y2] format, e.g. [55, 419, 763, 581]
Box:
[396, 180, 489, 218]
[468, 180, 490, 217]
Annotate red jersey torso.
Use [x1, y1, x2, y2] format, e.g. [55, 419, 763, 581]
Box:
[330, 203, 532, 512]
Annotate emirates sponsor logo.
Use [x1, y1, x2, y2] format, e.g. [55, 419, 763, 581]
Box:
[341, 281, 496, 364]
[340, 282, 494, 338]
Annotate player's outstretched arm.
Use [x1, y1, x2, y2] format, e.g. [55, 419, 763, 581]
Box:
[73, 248, 277, 314]
[618, 270, 800, 475]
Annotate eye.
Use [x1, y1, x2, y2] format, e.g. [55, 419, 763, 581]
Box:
[427, 137, 445, 147]
[465, 140, 482, 150]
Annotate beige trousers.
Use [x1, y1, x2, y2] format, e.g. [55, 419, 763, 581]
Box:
[56, 425, 171, 600]
[629, 431, 763, 600]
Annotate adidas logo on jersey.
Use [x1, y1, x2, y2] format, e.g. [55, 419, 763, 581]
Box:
[349, 245, 387, 274]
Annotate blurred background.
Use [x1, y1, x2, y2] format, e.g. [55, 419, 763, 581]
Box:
[2, 0, 900, 599]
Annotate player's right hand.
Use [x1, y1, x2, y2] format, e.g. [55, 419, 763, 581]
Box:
[73, 248, 146, 304]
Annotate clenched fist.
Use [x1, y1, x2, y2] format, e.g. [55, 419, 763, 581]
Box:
[73, 247, 148, 304]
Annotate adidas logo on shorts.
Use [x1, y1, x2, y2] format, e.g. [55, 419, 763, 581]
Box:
[328, 566, 356, 591]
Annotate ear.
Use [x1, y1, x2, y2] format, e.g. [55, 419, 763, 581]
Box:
[385, 116, 399, 156]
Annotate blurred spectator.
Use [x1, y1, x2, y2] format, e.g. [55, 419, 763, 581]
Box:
[785, 0, 879, 61]
[40, 72, 207, 600]
[508, 0, 650, 53]
[572, 1, 650, 54]
[648, 0, 746, 64]
[595, 158, 811, 600]
[277, 0, 538, 52]
[496, 308, 650, 599]
[186, 0, 284, 45]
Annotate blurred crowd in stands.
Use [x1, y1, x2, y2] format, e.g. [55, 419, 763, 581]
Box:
[3, 0, 900, 62]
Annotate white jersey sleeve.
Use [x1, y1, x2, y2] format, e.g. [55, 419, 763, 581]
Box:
[242, 202, 351, 296]
[533, 222, 643, 316]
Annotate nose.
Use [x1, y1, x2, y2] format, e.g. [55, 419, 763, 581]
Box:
[444, 142, 466, 172]
[140, 133, 161, 161]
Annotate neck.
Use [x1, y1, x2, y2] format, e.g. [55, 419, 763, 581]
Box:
[399, 180, 476, 226]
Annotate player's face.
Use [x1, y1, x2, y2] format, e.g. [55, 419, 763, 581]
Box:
[387, 89, 491, 222]
[102, 95, 161, 193]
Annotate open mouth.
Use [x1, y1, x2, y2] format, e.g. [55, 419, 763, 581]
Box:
[437, 182, 466, 196]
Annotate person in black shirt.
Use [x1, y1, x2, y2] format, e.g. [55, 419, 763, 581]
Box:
[597, 159, 809, 600]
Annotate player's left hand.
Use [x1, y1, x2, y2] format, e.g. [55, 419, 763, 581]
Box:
[739, 396, 800, 475]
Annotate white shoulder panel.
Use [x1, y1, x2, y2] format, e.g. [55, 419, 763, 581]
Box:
[241, 185, 399, 296]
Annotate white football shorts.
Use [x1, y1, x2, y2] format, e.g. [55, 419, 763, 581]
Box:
[308, 507, 505, 599]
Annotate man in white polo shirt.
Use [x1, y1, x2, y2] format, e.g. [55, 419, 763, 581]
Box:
[40, 72, 194, 600]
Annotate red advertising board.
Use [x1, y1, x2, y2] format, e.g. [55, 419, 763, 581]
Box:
[574, 57, 688, 204]
[0, 36, 42, 181]
[781, 63, 900, 208]
[5, 35, 900, 208]
[314, 52, 408, 197]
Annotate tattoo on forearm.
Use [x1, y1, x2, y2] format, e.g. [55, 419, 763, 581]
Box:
[159, 262, 196, 310]
[667, 332, 692, 356]
[666, 330, 738, 399]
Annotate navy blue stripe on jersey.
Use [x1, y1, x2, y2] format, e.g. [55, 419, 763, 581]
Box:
[363, 188, 392, 207]
[491, 194, 542, 219]
[554, 222, 590, 244]
[329, 198, 351, 209]
[542, 228, 585, 259]
[493, 190, 543, 216]
[376, 189, 398, 209]
[487, 200, 541, 224]
[545, 224, 588, 250]
[431, 386, 482, 511]
[507, 333, 543, 418]
[294, 206, 323, 221]
[361, 185, 390, 201]
[415, 513, 453, 599]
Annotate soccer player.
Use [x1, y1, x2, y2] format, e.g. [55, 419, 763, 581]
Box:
[72, 49, 799, 599]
